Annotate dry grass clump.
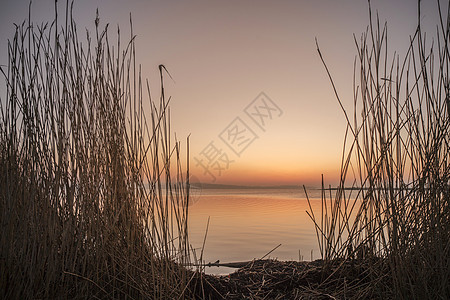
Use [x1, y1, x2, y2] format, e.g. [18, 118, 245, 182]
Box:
[0, 2, 194, 299]
[194, 259, 387, 299]
[308, 1, 449, 299]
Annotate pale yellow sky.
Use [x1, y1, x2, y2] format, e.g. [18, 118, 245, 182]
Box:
[0, 0, 444, 186]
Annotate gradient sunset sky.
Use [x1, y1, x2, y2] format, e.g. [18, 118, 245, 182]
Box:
[0, 1, 444, 186]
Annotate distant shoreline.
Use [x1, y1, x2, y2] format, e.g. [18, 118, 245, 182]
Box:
[191, 183, 313, 190]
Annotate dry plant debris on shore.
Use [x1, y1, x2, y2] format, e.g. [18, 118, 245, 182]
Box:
[190, 259, 389, 299]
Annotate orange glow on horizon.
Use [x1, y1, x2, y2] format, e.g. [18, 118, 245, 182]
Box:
[191, 163, 341, 186]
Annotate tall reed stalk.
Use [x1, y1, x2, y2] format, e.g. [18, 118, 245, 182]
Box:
[0, 2, 194, 299]
[309, 1, 449, 298]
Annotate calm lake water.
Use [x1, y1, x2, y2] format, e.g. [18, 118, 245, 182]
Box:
[188, 188, 323, 275]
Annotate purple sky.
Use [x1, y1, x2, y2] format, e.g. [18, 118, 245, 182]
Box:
[0, 0, 445, 185]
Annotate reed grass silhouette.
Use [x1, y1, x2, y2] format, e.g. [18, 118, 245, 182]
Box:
[307, 1, 449, 298]
[0, 2, 194, 299]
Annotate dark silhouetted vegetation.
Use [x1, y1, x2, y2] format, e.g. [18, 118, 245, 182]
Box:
[0, 2, 195, 299]
[307, 1, 449, 298]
